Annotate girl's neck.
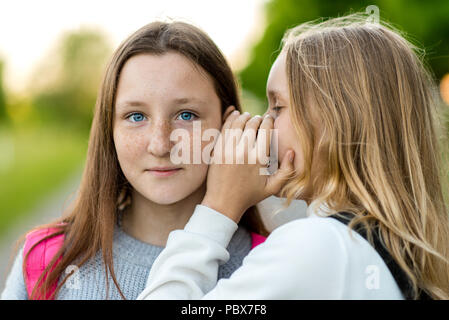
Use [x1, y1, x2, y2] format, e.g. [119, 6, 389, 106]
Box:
[121, 183, 206, 247]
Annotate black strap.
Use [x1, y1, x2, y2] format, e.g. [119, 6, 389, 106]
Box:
[330, 212, 431, 300]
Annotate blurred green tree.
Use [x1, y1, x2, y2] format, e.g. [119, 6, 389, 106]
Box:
[239, 0, 449, 103]
[29, 28, 112, 131]
[0, 59, 8, 124]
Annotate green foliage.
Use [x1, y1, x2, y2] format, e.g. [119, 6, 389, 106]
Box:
[0, 28, 111, 231]
[239, 0, 449, 102]
[0, 60, 8, 124]
[30, 28, 112, 131]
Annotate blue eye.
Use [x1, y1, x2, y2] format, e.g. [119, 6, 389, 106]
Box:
[128, 112, 146, 122]
[177, 111, 197, 121]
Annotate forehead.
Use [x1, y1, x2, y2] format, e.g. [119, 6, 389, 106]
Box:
[266, 52, 289, 101]
[116, 52, 217, 104]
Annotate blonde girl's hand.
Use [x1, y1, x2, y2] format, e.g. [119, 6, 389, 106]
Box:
[201, 106, 295, 223]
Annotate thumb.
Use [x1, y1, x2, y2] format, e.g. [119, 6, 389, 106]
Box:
[266, 150, 295, 195]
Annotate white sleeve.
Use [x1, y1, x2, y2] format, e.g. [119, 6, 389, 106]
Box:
[137, 205, 349, 300]
[137, 205, 238, 300]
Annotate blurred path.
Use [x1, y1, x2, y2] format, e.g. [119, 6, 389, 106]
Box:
[0, 166, 83, 294]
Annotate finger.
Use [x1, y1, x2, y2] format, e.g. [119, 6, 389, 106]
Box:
[266, 150, 295, 195]
[222, 105, 236, 123]
[230, 112, 252, 131]
[237, 116, 263, 163]
[244, 115, 263, 131]
[210, 132, 227, 165]
[222, 110, 241, 132]
[224, 112, 251, 147]
[241, 115, 263, 149]
[214, 109, 240, 164]
[256, 114, 274, 164]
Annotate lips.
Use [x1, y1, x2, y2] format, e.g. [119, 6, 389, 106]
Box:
[147, 166, 183, 171]
[146, 167, 182, 177]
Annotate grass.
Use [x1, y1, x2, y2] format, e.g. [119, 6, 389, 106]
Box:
[0, 123, 88, 234]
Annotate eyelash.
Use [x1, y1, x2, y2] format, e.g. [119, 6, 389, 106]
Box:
[125, 111, 199, 123]
[272, 106, 283, 113]
[126, 112, 146, 122]
[176, 111, 199, 121]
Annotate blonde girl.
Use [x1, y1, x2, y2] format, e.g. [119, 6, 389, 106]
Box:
[138, 13, 449, 299]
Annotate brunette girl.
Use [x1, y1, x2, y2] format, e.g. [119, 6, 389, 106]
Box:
[1, 21, 267, 300]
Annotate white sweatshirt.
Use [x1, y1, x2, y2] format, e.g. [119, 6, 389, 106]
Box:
[137, 204, 404, 300]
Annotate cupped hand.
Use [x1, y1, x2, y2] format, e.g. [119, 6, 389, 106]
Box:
[201, 106, 295, 223]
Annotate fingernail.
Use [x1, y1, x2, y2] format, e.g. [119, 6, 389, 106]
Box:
[232, 110, 240, 115]
[243, 112, 251, 116]
[289, 151, 294, 162]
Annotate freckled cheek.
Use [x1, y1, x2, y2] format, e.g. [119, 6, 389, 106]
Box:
[183, 124, 220, 159]
[114, 130, 147, 165]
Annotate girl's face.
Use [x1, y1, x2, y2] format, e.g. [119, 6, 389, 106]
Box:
[113, 52, 222, 205]
[266, 51, 305, 177]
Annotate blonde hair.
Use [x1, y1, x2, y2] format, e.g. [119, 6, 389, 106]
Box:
[279, 13, 449, 299]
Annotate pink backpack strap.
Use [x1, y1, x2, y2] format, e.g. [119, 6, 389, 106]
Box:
[250, 232, 266, 249]
[23, 226, 65, 300]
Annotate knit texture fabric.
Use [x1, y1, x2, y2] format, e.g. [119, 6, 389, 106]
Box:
[1, 222, 252, 300]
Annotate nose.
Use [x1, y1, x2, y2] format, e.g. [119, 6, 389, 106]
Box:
[147, 118, 172, 157]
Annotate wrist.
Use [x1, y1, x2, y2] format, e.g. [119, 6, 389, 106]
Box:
[201, 195, 245, 223]
[186, 204, 238, 247]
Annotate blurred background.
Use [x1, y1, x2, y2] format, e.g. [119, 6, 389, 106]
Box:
[0, 0, 448, 292]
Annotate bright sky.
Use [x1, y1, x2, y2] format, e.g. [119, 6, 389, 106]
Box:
[0, 0, 266, 93]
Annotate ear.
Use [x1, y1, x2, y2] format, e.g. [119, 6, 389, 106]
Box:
[222, 105, 236, 123]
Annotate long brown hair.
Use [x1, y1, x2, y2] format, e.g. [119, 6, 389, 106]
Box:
[279, 13, 449, 299]
[21, 21, 268, 300]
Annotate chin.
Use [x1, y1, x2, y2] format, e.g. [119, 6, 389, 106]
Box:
[145, 193, 188, 205]
[133, 172, 206, 205]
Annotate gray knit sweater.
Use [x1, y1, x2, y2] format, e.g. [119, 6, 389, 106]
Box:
[1, 222, 252, 300]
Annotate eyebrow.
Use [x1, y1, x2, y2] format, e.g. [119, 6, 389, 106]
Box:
[116, 97, 206, 110]
[172, 97, 206, 105]
[116, 100, 147, 110]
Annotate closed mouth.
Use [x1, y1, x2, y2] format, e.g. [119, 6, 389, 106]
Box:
[147, 168, 182, 172]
